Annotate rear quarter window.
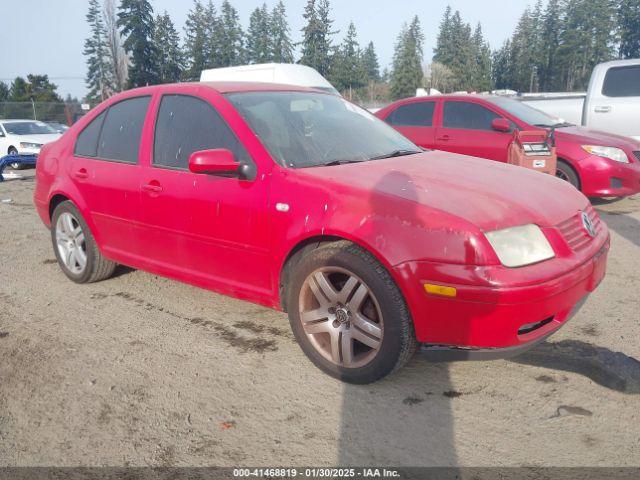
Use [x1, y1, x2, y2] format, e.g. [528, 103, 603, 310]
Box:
[602, 66, 640, 97]
[74, 111, 106, 157]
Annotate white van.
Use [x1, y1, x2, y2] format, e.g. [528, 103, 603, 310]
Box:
[200, 63, 340, 95]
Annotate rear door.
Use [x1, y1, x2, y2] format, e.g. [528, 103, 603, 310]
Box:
[436, 100, 512, 162]
[587, 64, 640, 139]
[138, 89, 272, 297]
[385, 100, 436, 148]
[71, 96, 150, 259]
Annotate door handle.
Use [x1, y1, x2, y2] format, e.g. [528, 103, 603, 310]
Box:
[142, 182, 163, 194]
[594, 106, 611, 113]
[437, 135, 450, 141]
[73, 168, 89, 180]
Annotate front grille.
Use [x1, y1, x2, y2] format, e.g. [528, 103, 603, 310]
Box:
[633, 151, 640, 161]
[556, 205, 602, 251]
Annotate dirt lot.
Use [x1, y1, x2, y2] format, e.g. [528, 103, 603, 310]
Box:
[0, 170, 639, 467]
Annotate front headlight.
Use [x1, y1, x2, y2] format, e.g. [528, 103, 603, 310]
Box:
[581, 145, 629, 163]
[19, 142, 42, 150]
[485, 224, 555, 268]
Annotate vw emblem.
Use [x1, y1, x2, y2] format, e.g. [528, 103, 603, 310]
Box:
[581, 211, 596, 237]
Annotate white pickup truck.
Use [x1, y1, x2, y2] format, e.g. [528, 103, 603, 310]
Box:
[521, 59, 640, 141]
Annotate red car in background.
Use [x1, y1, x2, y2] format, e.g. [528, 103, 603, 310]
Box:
[35, 82, 608, 383]
[375, 95, 640, 198]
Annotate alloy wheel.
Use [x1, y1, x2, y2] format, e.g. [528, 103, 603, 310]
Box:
[55, 212, 87, 275]
[298, 267, 384, 368]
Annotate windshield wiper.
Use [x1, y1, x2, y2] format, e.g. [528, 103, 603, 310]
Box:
[368, 149, 422, 161]
[321, 159, 366, 166]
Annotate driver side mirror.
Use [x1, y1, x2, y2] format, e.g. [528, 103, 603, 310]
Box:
[189, 149, 240, 176]
[491, 118, 512, 133]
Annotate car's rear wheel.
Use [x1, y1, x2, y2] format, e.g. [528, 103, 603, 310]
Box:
[556, 160, 580, 190]
[286, 241, 416, 384]
[51, 201, 116, 283]
[7, 147, 23, 170]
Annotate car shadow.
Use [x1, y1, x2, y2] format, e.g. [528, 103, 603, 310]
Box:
[590, 196, 640, 247]
[338, 171, 459, 468]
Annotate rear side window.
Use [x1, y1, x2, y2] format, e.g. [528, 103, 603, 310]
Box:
[602, 66, 640, 97]
[74, 111, 106, 157]
[388, 102, 435, 127]
[96, 96, 151, 163]
[443, 101, 499, 131]
[153, 94, 251, 169]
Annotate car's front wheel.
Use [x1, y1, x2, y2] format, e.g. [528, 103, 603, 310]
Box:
[286, 241, 416, 384]
[556, 159, 580, 190]
[51, 201, 116, 283]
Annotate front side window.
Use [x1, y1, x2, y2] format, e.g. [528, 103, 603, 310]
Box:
[388, 102, 435, 127]
[97, 96, 151, 163]
[226, 91, 419, 168]
[153, 94, 251, 169]
[443, 101, 499, 131]
[74, 111, 106, 157]
[602, 66, 640, 97]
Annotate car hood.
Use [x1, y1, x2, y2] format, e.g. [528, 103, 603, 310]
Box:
[299, 151, 589, 232]
[556, 126, 640, 151]
[10, 133, 61, 145]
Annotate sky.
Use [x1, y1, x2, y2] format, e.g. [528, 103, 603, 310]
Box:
[0, 0, 535, 99]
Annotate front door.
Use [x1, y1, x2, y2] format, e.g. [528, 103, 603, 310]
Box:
[385, 100, 437, 149]
[138, 91, 272, 298]
[436, 100, 512, 162]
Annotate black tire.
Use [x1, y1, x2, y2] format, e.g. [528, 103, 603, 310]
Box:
[286, 240, 416, 384]
[51, 201, 116, 283]
[556, 160, 580, 190]
[8, 147, 23, 170]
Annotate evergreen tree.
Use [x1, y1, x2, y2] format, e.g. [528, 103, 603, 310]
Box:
[153, 12, 183, 83]
[433, 6, 454, 66]
[117, 0, 159, 87]
[299, 0, 335, 76]
[471, 23, 492, 91]
[84, 0, 110, 102]
[538, 0, 563, 90]
[247, 4, 272, 63]
[492, 40, 514, 90]
[362, 41, 380, 82]
[183, 0, 208, 80]
[619, 0, 640, 58]
[0, 81, 8, 102]
[270, 1, 294, 63]
[328, 22, 366, 95]
[218, 0, 245, 66]
[390, 17, 424, 99]
[204, 1, 224, 69]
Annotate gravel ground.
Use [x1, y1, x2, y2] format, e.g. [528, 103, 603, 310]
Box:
[0, 170, 638, 467]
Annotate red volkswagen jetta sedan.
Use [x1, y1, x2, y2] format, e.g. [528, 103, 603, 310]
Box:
[376, 95, 640, 198]
[34, 83, 609, 383]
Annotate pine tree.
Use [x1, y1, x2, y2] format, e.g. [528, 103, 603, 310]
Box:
[619, 0, 640, 58]
[390, 17, 424, 99]
[492, 40, 513, 90]
[218, 0, 245, 66]
[328, 22, 366, 95]
[117, 0, 158, 87]
[299, 0, 335, 76]
[471, 24, 492, 91]
[0, 82, 8, 102]
[247, 4, 272, 63]
[433, 6, 454, 66]
[538, 0, 563, 90]
[270, 1, 294, 63]
[153, 12, 183, 83]
[84, 0, 110, 102]
[362, 42, 380, 82]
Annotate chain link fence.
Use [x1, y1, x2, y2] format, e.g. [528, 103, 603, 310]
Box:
[0, 102, 94, 125]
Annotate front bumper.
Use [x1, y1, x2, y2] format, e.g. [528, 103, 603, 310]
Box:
[578, 154, 640, 197]
[394, 238, 609, 357]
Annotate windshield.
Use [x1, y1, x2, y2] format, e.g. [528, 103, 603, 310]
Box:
[2, 121, 57, 135]
[486, 96, 568, 128]
[226, 91, 420, 168]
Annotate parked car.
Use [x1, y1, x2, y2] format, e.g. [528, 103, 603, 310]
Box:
[0, 119, 62, 169]
[375, 94, 640, 198]
[200, 63, 340, 95]
[34, 82, 609, 383]
[521, 59, 640, 141]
